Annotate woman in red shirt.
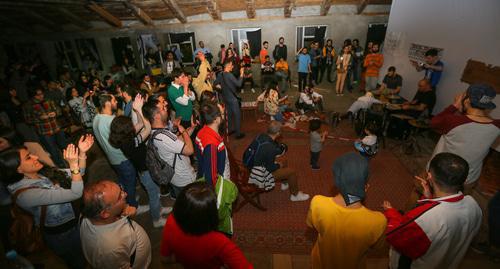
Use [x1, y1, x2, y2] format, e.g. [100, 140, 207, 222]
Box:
[160, 182, 253, 269]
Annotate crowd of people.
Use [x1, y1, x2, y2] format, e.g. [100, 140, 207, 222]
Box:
[0, 34, 498, 269]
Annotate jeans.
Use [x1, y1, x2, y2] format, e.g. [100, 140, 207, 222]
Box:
[275, 71, 288, 93]
[319, 64, 334, 83]
[112, 160, 138, 207]
[138, 170, 161, 221]
[310, 151, 320, 167]
[43, 225, 85, 269]
[39, 131, 67, 167]
[365, 76, 378, 91]
[354, 141, 365, 152]
[298, 72, 308, 92]
[225, 100, 242, 136]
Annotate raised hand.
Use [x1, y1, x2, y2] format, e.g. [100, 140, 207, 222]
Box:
[63, 144, 79, 168]
[132, 94, 144, 112]
[415, 175, 432, 198]
[78, 134, 94, 154]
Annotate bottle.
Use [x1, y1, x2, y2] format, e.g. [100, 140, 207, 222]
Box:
[5, 250, 35, 269]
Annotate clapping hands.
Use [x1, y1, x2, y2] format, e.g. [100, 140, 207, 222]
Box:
[78, 134, 94, 154]
[132, 94, 145, 112]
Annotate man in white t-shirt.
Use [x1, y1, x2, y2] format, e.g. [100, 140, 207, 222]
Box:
[80, 180, 151, 269]
[143, 99, 196, 197]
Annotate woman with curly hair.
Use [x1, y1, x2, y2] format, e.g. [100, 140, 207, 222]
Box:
[109, 94, 169, 228]
[0, 135, 94, 269]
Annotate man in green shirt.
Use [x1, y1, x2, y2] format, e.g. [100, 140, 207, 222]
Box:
[167, 68, 195, 128]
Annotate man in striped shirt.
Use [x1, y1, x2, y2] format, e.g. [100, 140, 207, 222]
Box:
[363, 43, 384, 92]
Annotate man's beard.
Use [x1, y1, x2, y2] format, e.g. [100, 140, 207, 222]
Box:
[218, 119, 227, 135]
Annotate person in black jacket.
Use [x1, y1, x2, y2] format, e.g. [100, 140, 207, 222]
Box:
[273, 37, 288, 61]
[252, 121, 310, 202]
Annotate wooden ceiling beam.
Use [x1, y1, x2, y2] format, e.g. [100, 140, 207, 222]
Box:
[284, 0, 294, 18]
[206, 0, 221, 21]
[357, 0, 369, 14]
[87, 1, 122, 28]
[245, 0, 256, 19]
[320, 0, 332, 16]
[161, 0, 187, 23]
[56, 7, 92, 29]
[123, 2, 154, 26]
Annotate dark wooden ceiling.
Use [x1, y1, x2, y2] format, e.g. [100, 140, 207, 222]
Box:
[0, 0, 392, 34]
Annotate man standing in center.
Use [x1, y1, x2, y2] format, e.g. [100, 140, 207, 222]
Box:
[307, 152, 387, 268]
[168, 68, 195, 128]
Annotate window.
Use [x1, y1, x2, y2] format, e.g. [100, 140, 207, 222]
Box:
[230, 28, 262, 58]
[296, 25, 328, 50]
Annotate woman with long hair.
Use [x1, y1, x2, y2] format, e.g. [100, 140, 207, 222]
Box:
[258, 82, 287, 122]
[66, 86, 97, 129]
[335, 45, 353, 96]
[108, 94, 168, 228]
[0, 134, 94, 269]
[160, 182, 253, 269]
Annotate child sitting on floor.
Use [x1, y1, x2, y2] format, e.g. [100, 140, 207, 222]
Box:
[309, 119, 328, 170]
[354, 122, 378, 156]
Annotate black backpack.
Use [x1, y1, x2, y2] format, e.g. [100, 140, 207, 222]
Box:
[146, 129, 177, 185]
[242, 135, 270, 169]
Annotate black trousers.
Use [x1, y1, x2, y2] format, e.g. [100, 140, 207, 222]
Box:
[310, 151, 321, 167]
[298, 72, 308, 92]
[310, 66, 320, 85]
[319, 64, 334, 83]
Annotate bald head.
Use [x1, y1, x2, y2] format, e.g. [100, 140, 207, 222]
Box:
[82, 180, 123, 220]
[418, 79, 432, 92]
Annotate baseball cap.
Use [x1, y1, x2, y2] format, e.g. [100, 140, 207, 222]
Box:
[467, 84, 496, 110]
[332, 152, 369, 205]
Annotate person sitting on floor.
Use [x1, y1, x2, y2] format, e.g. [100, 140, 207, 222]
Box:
[257, 81, 288, 122]
[383, 152, 482, 269]
[248, 121, 310, 202]
[354, 122, 378, 156]
[297, 85, 324, 114]
[307, 152, 387, 269]
[160, 181, 253, 269]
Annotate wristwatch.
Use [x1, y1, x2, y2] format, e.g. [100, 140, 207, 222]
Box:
[71, 168, 80, 175]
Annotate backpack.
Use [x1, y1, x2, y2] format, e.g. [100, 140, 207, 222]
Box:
[242, 135, 270, 169]
[9, 187, 46, 254]
[146, 129, 178, 186]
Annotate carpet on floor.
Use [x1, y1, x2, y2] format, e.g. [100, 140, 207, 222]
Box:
[229, 126, 415, 255]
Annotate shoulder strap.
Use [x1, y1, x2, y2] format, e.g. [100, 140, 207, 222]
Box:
[150, 129, 179, 169]
[13, 186, 47, 228]
[126, 217, 137, 266]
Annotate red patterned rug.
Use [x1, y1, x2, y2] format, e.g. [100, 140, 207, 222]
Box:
[228, 120, 415, 255]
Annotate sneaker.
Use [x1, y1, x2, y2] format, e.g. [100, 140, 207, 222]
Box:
[251, 88, 255, 93]
[290, 191, 310, 202]
[241, 89, 245, 94]
[340, 93, 344, 96]
[311, 165, 320, 170]
[152, 217, 167, 228]
[136, 205, 150, 215]
[280, 183, 289, 191]
[160, 207, 173, 216]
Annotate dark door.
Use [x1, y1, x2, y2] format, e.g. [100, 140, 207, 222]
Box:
[365, 23, 387, 50]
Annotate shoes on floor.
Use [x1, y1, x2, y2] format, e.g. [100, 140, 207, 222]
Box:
[235, 133, 246, 139]
[241, 89, 245, 94]
[152, 217, 167, 228]
[136, 205, 150, 215]
[160, 207, 173, 216]
[251, 88, 255, 93]
[290, 191, 310, 202]
[280, 183, 289, 191]
[311, 165, 320, 170]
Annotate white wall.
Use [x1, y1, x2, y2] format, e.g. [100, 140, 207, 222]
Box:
[382, 0, 500, 150]
[382, 0, 500, 117]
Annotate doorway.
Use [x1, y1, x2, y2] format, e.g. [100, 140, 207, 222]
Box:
[365, 23, 387, 50]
